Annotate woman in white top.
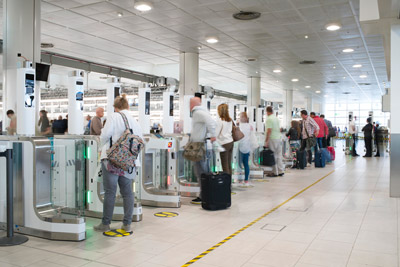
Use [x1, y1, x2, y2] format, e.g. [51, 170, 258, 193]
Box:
[94, 94, 143, 233]
[216, 103, 234, 175]
[238, 112, 253, 185]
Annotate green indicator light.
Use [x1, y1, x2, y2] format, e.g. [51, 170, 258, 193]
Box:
[87, 190, 91, 204]
[87, 147, 91, 160]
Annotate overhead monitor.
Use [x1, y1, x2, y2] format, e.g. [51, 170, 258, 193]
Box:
[35, 63, 50, 82]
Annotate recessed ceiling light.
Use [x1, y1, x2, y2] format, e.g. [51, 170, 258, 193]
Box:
[117, 12, 123, 17]
[255, 71, 259, 74]
[273, 69, 282, 73]
[305, 35, 309, 39]
[325, 23, 342, 31]
[316, 90, 321, 93]
[197, 46, 202, 50]
[333, 65, 336, 69]
[206, 37, 219, 44]
[343, 76, 346, 79]
[353, 64, 362, 68]
[359, 75, 367, 78]
[342, 48, 354, 53]
[291, 78, 299, 82]
[305, 86, 311, 88]
[134, 1, 153, 11]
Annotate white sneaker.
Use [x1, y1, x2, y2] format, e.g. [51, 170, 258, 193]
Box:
[121, 224, 131, 232]
[94, 223, 111, 232]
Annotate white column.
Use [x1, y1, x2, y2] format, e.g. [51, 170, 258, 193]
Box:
[390, 24, 400, 197]
[179, 52, 199, 130]
[321, 101, 327, 115]
[68, 70, 85, 135]
[247, 77, 261, 107]
[306, 96, 313, 112]
[2, 0, 41, 133]
[106, 77, 121, 117]
[285, 90, 293, 129]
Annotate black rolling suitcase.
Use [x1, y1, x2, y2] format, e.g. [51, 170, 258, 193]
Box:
[260, 148, 275, 166]
[201, 172, 231, 210]
[297, 150, 307, 169]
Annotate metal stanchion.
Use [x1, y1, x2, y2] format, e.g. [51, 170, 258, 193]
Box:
[0, 148, 29, 246]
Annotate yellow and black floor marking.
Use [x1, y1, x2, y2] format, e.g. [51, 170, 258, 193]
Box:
[252, 179, 269, 182]
[103, 229, 133, 237]
[154, 211, 179, 218]
[231, 192, 237, 195]
[180, 169, 338, 267]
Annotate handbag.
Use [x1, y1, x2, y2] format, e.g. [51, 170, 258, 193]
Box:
[183, 141, 206, 162]
[232, 121, 244, 142]
[304, 122, 316, 150]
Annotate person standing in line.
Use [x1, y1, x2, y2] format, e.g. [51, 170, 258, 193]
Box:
[90, 107, 104, 135]
[216, 103, 234, 175]
[6, 110, 17, 135]
[362, 117, 373, 157]
[286, 120, 301, 168]
[94, 94, 143, 232]
[310, 112, 328, 150]
[84, 115, 92, 135]
[320, 115, 334, 147]
[349, 117, 360, 157]
[300, 110, 320, 165]
[264, 106, 285, 177]
[189, 97, 216, 204]
[39, 110, 51, 136]
[238, 112, 253, 186]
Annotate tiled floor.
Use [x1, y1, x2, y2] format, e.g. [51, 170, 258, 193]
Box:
[0, 142, 397, 267]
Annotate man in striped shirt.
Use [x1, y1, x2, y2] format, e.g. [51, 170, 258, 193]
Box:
[300, 110, 320, 164]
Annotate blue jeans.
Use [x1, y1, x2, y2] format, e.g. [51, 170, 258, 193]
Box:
[240, 152, 250, 181]
[315, 137, 323, 150]
[102, 162, 134, 225]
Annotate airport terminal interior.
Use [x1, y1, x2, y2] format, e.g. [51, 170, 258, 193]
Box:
[0, 0, 399, 266]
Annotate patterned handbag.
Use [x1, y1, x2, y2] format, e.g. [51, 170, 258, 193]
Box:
[106, 112, 144, 173]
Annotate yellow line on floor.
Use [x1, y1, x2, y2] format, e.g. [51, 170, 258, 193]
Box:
[180, 167, 341, 267]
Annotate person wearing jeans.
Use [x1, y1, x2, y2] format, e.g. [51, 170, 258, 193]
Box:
[94, 94, 143, 233]
[189, 97, 216, 204]
[238, 112, 253, 186]
[264, 106, 285, 177]
[310, 112, 328, 151]
[300, 110, 320, 165]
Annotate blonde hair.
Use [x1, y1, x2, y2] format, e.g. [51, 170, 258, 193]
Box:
[240, 112, 249, 123]
[113, 94, 129, 110]
[217, 104, 232, 122]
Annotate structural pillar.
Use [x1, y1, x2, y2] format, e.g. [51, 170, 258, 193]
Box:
[306, 96, 313, 112]
[179, 52, 199, 133]
[390, 24, 400, 197]
[285, 90, 293, 129]
[2, 0, 41, 133]
[247, 76, 261, 107]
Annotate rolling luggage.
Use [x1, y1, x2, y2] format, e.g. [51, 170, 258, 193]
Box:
[314, 148, 326, 168]
[201, 172, 231, 210]
[297, 150, 307, 169]
[321, 148, 331, 163]
[260, 148, 275, 166]
[328, 146, 335, 161]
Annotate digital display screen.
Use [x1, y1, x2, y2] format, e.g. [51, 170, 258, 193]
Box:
[25, 74, 35, 91]
[145, 91, 150, 115]
[234, 106, 237, 120]
[76, 92, 83, 101]
[114, 87, 120, 98]
[207, 101, 211, 111]
[76, 81, 83, 86]
[169, 95, 174, 116]
[253, 109, 256, 122]
[35, 63, 50, 82]
[262, 110, 265, 122]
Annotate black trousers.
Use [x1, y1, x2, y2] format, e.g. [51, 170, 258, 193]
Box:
[364, 136, 372, 157]
[375, 137, 380, 156]
[326, 136, 331, 147]
[352, 134, 357, 156]
[300, 139, 313, 164]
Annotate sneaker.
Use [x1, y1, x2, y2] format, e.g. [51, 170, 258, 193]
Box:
[278, 173, 285, 177]
[94, 223, 110, 232]
[121, 224, 131, 232]
[244, 181, 253, 187]
[191, 197, 202, 204]
[267, 173, 278, 177]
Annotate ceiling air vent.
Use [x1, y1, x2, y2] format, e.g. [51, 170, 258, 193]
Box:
[233, 11, 261, 20]
[41, 43, 54, 48]
[358, 83, 371, 86]
[299, 60, 316, 65]
[327, 81, 339, 84]
[246, 58, 258, 62]
[343, 92, 351, 94]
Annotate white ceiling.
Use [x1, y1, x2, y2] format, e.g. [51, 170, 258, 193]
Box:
[4, 0, 392, 104]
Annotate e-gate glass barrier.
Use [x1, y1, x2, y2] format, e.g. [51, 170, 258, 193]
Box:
[47, 138, 86, 217]
[143, 149, 169, 189]
[177, 150, 196, 183]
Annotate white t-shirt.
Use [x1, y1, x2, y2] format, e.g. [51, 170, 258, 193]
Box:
[100, 110, 143, 179]
[239, 123, 253, 154]
[349, 121, 356, 134]
[216, 118, 233, 145]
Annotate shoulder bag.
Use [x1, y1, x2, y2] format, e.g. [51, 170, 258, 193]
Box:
[232, 121, 244, 142]
[304, 122, 317, 150]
